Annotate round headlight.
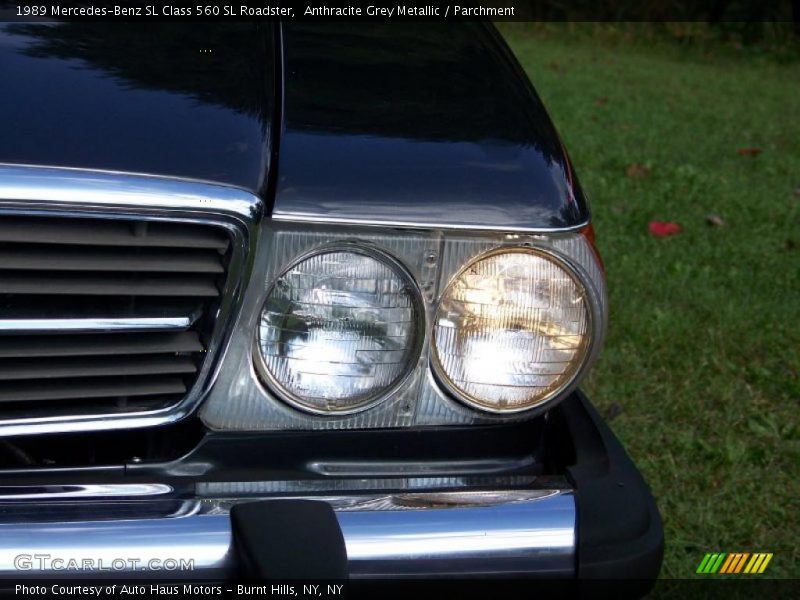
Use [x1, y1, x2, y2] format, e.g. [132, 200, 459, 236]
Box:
[432, 247, 594, 413]
[255, 245, 423, 415]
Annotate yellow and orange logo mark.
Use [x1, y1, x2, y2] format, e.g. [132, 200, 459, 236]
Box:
[696, 552, 773, 574]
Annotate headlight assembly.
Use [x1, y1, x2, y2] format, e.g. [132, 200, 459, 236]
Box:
[254, 245, 424, 414]
[432, 248, 593, 413]
[200, 225, 606, 431]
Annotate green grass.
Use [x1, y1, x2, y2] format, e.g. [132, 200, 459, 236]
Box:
[498, 23, 800, 579]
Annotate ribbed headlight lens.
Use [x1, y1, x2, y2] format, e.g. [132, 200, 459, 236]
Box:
[255, 246, 423, 414]
[432, 247, 593, 413]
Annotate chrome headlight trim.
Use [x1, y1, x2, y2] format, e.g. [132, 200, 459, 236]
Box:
[252, 241, 427, 416]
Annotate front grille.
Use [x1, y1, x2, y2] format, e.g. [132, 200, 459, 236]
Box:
[0, 215, 231, 419]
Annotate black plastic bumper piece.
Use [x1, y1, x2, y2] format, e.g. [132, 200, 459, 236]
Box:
[559, 390, 664, 595]
[231, 499, 348, 579]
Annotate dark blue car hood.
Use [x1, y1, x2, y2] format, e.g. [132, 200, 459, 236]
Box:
[273, 22, 589, 230]
[0, 21, 589, 230]
[0, 22, 274, 195]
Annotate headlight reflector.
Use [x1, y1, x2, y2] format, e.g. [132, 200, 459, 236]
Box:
[255, 246, 423, 414]
[432, 247, 592, 413]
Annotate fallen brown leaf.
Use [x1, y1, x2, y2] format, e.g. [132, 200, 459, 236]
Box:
[606, 403, 624, 421]
[737, 147, 763, 157]
[595, 97, 608, 107]
[626, 163, 651, 178]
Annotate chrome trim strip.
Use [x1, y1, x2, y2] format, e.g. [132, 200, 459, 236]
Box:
[0, 316, 194, 334]
[0, 489, 575, 577]
[195, 475, 539, 496]
[0, 163, 258, 218]
[307, 456, 537, 476]
[0, 163, 262, 437]
[272, 210, 591, 234]
[0, 484, 173, 500]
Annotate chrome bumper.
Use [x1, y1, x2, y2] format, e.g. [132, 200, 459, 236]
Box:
[0, 488, 575, 578]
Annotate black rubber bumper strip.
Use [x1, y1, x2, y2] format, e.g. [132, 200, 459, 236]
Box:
[559, 391, 664, 596]
[231, 499, 348, 579]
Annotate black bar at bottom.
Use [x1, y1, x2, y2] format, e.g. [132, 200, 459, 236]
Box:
[231, 500, 348, 579]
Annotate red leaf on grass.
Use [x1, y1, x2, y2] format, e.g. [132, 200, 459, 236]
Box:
[737, 147, 763, 157]
[649, 221, 682, 237]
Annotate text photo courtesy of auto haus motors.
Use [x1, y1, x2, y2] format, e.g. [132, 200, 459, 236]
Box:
[0, 1, 798, 598]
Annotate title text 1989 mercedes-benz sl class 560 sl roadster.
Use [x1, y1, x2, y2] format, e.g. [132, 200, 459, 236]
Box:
[0, 18, 662, 594]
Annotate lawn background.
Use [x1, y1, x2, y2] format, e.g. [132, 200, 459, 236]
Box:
[498, 23, 799, 579]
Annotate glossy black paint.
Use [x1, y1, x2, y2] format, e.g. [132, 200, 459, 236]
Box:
[0, 21, 591, 467]
[0, 417, 546, 484]
[274, 21, 589, 230]
[0, 22, 274, 194]
[2, 21, 587, 230]
[561, 391, 663, 588]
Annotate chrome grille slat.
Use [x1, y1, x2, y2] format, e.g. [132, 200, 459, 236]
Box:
[0, 377, 187, 403]
[0, 215, 231, 416]
[0, 246, 225, 273]
[0, 217, 229, 250]
[0, 356, 197, 381]
[0, 316, 196, 334]
[0, 273, 220, 296]
[0, 332, 203, 358]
